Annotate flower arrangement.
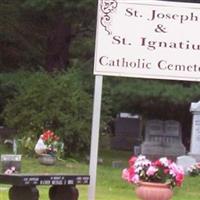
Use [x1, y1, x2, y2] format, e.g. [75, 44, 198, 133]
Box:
[122, 155, 184, 188]
[40, 130, 60, 155]
[4, 166, 16, 175]
[187, 162, 200, 176]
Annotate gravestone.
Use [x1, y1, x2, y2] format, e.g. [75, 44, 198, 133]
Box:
[110, 114, 142, 150]
[0, 126, 16, 142]
[1, 154, 22, 173]
[189, 101, 200, 161]
[141, 120, 164, 158]
[176, 155, 196, 174]
[141, 120, 186, 160]
[112, 160, 123, 168]
[163, 120, 186, 156]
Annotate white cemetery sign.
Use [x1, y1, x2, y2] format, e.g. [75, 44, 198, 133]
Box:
[94, 0, 200, 81]
[89, 1, 200, 200]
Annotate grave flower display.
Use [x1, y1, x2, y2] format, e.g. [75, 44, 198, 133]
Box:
[187, 162, 200, 176]
[4, 166, 16, 175]
[40, 130, 60, 156]
[122, 155, 184, 200]
[35, 130, 63, 165]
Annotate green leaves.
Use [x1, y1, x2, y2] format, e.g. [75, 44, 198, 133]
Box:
[1, 70, 93, 156]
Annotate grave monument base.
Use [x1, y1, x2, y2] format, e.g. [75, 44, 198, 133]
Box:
[188, 153, 200, 162]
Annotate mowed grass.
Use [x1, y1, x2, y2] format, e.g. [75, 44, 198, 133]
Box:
[1, 149, 200, 200]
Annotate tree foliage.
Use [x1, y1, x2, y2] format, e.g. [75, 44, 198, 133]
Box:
[1, 69, 93, 156]
[0, 0, 96, 71]
[2, 0, 200, 154]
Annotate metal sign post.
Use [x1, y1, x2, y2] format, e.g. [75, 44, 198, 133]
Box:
[88, 1, 200, 200]
[88, 75, 103, 200]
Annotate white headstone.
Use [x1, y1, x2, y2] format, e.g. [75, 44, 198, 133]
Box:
[190, 101, 200, 113]
[176, 155, 196, 174]
[190, 101, 200, 160]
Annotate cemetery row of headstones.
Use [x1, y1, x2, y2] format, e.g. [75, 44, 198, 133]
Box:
[2, 102, 200, 172]
[109, 101, 200, 172]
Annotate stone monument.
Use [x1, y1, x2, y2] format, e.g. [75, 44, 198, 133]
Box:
[176, 155, 196, 174]
[189, 101, 200, 161]
[141, 120, 186, 160]
[110, 113, 142, 151]
[1, 154, 22, 173]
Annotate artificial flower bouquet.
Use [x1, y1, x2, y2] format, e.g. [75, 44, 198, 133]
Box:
[4, 166, 16, 175]
[122, 155, 184, 188]
[187, 162, 200, 176]
[40, 130, 61, 155]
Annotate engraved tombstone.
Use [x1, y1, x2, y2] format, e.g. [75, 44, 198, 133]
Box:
[163, 120, 186, 156]
[141, 120, 164, 157]
[141, 120, 186, 160]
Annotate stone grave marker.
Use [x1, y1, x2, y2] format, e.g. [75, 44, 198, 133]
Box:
[189, 101, 200, 161]
[141, 120, 186, 160]
[176, 155, 196, 174]
[163, 120, 186, 156]
[1, 154, 22, 173]
[141, 120, 164, 158]
[110, 114, 142, 150]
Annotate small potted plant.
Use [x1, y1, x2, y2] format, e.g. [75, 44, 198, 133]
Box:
[122, 155, 184, 200]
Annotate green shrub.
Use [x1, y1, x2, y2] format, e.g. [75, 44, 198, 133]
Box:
[2, 69, 93, 156]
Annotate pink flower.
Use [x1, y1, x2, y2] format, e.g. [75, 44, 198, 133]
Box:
[164, 168, 169, 174]
[4, 166, 16, 175]
[131, 174, 140, 183]
[122, 166, 137, 183]
[159, 157, 171, 167]
[122, 168, 130, 181]
[128, 156, 137, 167]
[146, 166, 158, 176]
[4, 169, 13, 175]
[122, 155, 184, 188]
[153, 160, 162, 167]
[175, 172, 184, 186]
[11, 166, 16, 171]
[169, 163, 184, 177]
[169, 163, 184, 186]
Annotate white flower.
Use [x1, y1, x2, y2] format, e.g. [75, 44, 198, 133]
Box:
[135, 166, 143, 173]
[159, 157, 169, 167]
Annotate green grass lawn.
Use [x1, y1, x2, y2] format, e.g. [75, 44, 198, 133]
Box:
[1, 149, 200, 199]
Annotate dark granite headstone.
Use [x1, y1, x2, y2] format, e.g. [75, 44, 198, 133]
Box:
[0, 127, 16, 141]
[1, 154, 21, 173]
[110, 115, 142, 150]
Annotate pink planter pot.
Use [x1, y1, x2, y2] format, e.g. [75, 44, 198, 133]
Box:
[135, 181, 173, 200]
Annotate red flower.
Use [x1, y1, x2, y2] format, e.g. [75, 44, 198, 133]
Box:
[40, 130, 60, 146]
[175, 173, 184, 186]
[128, 156, 137, 167]
[164, 168, 170, 174]
[153, 160, 162, 167]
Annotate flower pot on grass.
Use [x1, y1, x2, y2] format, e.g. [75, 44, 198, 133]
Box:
[38, 154, 56, 166]
[135, 181, 173, 200]
[122, 155, 184, 200]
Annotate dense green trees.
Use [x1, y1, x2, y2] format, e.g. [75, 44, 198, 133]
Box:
[0, 70, 93, 155]
[1, 0, 200, 155]
[0, 0, 96, 71]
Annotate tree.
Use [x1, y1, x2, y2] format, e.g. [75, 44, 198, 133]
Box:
[0, 0, 96, 71]
[2, 70, 93, 156]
